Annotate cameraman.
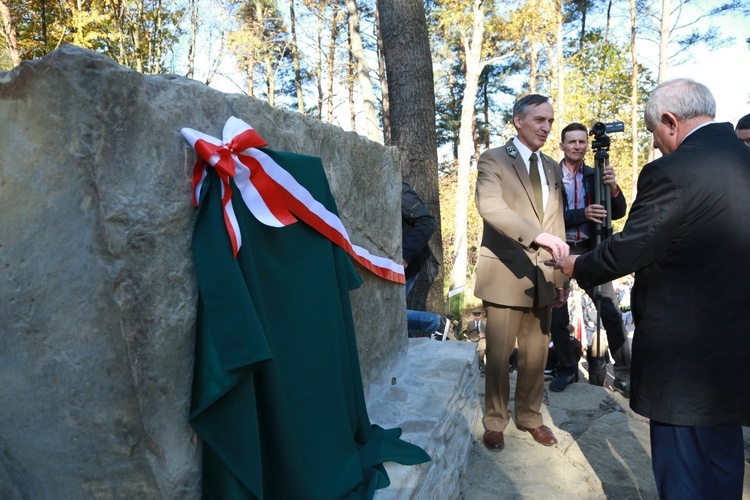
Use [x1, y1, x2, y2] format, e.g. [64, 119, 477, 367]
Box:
[548, 123, 632, 396]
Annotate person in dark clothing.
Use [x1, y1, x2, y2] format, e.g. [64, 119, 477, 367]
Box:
[401, 182, 450, 338]
[558, 79, 750, 498]
[402, 181, 436, 295]
[735, 113, 750, 146]
[549, 123, 632, 396]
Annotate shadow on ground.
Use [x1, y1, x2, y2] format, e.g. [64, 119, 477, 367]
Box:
[460, 366, 750, 499]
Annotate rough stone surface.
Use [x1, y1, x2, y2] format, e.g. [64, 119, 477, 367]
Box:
[369, 339, 481, 500]
[374, 346, 750, 499]
[460, 370, 750, 500]
[0, 45, 405, 498]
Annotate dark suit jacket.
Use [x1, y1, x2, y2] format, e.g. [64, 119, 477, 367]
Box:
[465, 319, 486, 342]
[561, 163, 627, 240]
[574, 123, 750, 426]
[474, 139, 568, 308]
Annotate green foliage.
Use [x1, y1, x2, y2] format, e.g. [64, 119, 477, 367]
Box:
[3, 0, 184, 73]
[438, 165, 483, 295]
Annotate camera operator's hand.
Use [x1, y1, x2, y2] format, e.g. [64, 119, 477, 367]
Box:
[584, 204, 608, 224]
[603, 165, 620, 195]
[534, 232, 569, 261]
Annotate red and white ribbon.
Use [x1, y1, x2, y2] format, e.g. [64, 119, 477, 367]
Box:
[181, 117, 405, 284]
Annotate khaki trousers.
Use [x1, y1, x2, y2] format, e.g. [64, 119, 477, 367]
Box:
[484, 303, 551, 431]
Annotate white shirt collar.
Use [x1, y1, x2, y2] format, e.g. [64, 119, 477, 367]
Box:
[512, 137, 539, 166]
[680, 120, 715, 144]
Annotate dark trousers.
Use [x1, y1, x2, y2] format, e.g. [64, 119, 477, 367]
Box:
[650, 420, 744, 499]
[550, 306, 577, 376]
[551, 245, 632, 380]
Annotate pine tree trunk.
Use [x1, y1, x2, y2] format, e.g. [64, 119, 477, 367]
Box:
[378, 0, 442, 314]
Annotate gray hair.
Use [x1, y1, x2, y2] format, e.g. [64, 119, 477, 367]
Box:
[513, 94, 552, 122]
[644, 78, 715, 129]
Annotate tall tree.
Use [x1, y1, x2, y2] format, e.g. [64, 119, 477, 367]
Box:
[289, 0, 305, 113]
[186, 0, 197, 78]
[629, 0, 640, 202]
[373, 5, 390, 144]
[345, 0, 381, 142]
[378, 0, 442, 313]
[432, 0, 513, 304]
[0, 0, 20, 67]
[658, 0, 669, 82]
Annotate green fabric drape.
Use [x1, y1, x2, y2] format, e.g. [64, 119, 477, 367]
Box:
[190, 148, 430, 499]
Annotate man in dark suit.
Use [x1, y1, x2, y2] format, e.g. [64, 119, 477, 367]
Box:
[466, 309, 486, 341]
[549, 123, 632, 395]
[474, 94, 569, 451]
[557, 79, 750, 498]
[465, 309, 487, 371]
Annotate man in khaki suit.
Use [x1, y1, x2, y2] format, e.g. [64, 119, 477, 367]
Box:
[474, 94, 569, 451]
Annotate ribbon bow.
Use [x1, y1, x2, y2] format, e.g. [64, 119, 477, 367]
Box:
[181, 117, 405, 284]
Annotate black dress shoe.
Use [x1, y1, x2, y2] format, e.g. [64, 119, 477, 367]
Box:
[613, 379, 631, 398]
[550, 372, 577, 392]
[483, 430, 505, 450]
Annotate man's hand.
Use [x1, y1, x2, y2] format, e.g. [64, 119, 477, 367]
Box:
[534, 232, 569, 261]
[603, 165, 619, 194]
[555, 255, 579, 278]
[584, 203, 608, 224]
[553, 287, 569, 308]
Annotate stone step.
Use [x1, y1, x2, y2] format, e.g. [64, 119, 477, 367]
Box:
[368, 338, 481, 499]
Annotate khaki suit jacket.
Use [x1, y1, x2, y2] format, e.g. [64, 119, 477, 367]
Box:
[474, 139, 567, 308]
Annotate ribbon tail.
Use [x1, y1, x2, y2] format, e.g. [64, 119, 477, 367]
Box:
[193, 159, 208, 207]
[219, 175, 242, 258]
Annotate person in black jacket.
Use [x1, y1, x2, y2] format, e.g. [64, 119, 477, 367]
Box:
[735, 113, 750, 146]
[558, 79, 750, 499]
[402, 181, 436, 295]
[401, 182, 450, 338]
[548, 123, 632, 396]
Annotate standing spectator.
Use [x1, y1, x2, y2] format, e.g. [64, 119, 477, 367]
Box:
[474, 93, 569, 451]
[557, 79, 750, 498]
[466, 309, 487, 371]
[735, 113, 750, 146]
[402, 181, 451, 339]
[549, 123, 632, 396]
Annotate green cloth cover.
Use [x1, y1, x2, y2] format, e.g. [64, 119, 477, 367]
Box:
[190, 148, 430, 499]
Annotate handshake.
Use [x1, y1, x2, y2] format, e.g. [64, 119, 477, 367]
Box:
[553, 255, 579, 279]
[534, 232, 578, 278]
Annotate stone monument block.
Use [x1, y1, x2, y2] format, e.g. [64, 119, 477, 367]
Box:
[0, 45, 406, 498]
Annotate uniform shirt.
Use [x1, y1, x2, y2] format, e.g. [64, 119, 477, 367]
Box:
[513, 137, 550, 211]
[561, 161, 589, 242]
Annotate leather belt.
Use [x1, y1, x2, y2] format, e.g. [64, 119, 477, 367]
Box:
[567, 239, 590, 249]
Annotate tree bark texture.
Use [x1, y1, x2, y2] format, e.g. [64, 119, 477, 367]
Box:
[346, 0, 382, 143]
[377, 0, 443, 314]
[0, 0, 20, 67]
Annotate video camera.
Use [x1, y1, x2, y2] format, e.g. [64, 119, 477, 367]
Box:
[590, 121, 624, 150]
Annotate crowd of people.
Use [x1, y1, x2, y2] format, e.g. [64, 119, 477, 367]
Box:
[404, 80, 750, 498]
